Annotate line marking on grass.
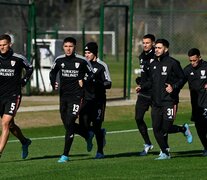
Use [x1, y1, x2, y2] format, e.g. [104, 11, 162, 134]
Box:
[8, 123, 195, 143]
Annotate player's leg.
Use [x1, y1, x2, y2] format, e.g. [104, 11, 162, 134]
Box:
[58, 97, 80, 162]
[135, 96, 153, 155]
[152, 106, 171, 160]
[195, 121, 207, 150]
[9, 118, 31, 159]
[0, 114, 13, 154]
[194, 108, 207, 156]
[93, 100, 106, 159]
[167, 104, 192, 143]
[77, 100, 95, 152]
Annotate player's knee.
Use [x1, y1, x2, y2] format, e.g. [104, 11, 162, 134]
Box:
[63, 115, 77, 130]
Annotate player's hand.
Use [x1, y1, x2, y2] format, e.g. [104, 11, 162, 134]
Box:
[21, 78, 27, 87]
[54, 82, 59, 90]
[165, 83, 173, 93]
[135, 85, 141, 93]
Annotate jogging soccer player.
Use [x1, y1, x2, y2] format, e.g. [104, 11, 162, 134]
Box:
[183, 48, 207, 156]
[135, 34, 155, 156]
[79, 42, 112, 159]
[49, 37, 94, 163]
[0, 34, 33, 159]
[145, 39, 192, 160]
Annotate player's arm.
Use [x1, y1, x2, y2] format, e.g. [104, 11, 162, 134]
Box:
[21, 56, 34, 87]
[49, 61, 59, 90]
[171, 61, 185, 90]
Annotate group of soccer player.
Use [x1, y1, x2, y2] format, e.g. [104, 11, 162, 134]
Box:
[135, 34, 207, 160]
[49, 37, 112, 162]
[1, 32, 207, 162]
[0, 34, 112, 163]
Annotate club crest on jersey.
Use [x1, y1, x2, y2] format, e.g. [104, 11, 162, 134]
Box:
[200, 70, 206, 79]
[93, 68, 98, 73]
[150, 59, 154, 63]
[161, 66, 167, 75]
[75, 62, 80, 68]
[61, 63, 65, 68]
[11, 60, 16, 66]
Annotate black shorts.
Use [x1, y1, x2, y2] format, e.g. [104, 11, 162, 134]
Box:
[60, 96, 82, 118]
[79, 98, 106, 124]
[0, 95, 21, 117]
[151, 104, 177, 133]
[191, 106, 207, 122]
[151, 104, 177, 123]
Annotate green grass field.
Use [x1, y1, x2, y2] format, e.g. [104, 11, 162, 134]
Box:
[0, 101, 206, 180]
[0, 54, 205, 179]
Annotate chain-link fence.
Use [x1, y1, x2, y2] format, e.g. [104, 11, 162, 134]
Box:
[0, 2, 29, 54]
[133, 8, 207, 56]
[1, 0, 207, 97]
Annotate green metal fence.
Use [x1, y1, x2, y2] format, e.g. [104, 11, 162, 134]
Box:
[1, 0, 207, 99]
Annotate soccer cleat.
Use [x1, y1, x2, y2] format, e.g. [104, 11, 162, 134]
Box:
[139, 144, 153, 156]
[159, 148, 170, 156]
[102, 128, 106, 148]
[203, 150, 207, 156]
[94, 152, 104, 159]
[87, 131, 94, 152]
[155, 152, 171, 160]
[183, 123, 193, 144]
[58, 155, 69, 163]
[22, 139, 32, 159]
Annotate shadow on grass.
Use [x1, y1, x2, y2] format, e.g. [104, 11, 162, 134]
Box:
[1, 150, 203, 163]
[103, 151, 158, 159]
[172, 150, 203, 158]
[29, 153, 89, 161]
[103, 150, 204, 159]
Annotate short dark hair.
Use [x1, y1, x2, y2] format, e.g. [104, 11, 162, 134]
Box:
[155, 39, 169, 48]
[188, 48, 200, 57]
[143, 34, 155, 42]
[63, 37, 76, 45]
[0, 34, 11, 43]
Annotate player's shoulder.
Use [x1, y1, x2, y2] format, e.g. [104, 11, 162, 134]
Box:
[97, 58, 108, 67]
[55, 54, 65, 60]
[13, 52, 27, 61]
[201, 59, 207, 66]
[75, 53, 85, 60]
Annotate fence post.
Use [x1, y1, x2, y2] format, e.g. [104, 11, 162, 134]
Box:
[99, 2, 104, 61]
[127, 0, 134, 99]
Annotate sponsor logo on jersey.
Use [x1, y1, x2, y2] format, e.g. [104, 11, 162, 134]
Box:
[61, 63, 65, 68]
[0, 68, 15, 76]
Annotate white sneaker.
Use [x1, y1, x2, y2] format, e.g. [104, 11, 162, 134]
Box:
[139, 144, 153, 156]
[159, 148, 170, 156]
[155, 152, 171, 160]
